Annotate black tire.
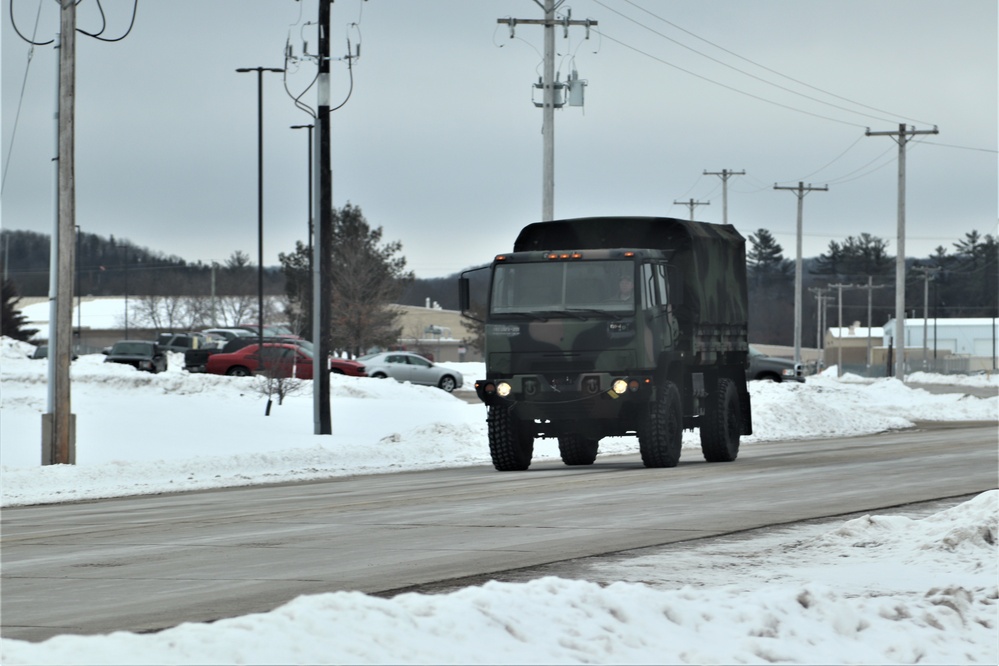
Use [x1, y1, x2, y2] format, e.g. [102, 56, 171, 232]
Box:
[637, 381, 682, 468]
[372, 372, 388, 379]
[487, 405, 534, 471]
[557, 434, 599, 466]
[438, 375, 457, 392]
[700, 377, 741, 462]
[227, 366, 251, 377]
[331, 368, 345, 375]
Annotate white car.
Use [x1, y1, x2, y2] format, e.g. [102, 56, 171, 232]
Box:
[357, 351, 463, 392]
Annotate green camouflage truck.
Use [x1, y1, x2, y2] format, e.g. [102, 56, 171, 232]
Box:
[459, 216, 753, 471]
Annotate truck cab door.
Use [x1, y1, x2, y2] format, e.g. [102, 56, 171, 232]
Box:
[641, 262, 677, 355]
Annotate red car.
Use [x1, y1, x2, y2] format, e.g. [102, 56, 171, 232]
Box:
[329, 357, 366, 376]
[206, 343, 315, 379]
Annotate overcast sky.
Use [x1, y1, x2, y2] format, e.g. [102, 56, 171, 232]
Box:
[2, 0, 996, 279]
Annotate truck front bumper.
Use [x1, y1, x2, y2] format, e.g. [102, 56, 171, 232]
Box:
[475, 372, 654, 417]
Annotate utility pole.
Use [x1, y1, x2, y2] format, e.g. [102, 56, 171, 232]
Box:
[498, 2, 595, 221]
[828, 283, 858, 377]
[703, 169, 745, 225]
[912, 266, 940, 371]
[673, 198, 709, 221]
[314, 0, 333, 435]
[810, 287, 831, 371]
[852, 277, 888, 372]
[290, 123, 314, 337]
[774, 181, 828, 368]
[43, 0, 76, 465]
[865, 123, 939, 380]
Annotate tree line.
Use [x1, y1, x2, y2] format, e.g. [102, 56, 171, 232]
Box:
[3, 219, 996, 352]
[747, 228, 998, 346]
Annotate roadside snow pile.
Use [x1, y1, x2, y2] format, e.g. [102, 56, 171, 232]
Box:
[2, 336, 996, 507]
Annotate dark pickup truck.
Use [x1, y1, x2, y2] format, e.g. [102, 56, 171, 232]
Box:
[747, 345, 805, 382]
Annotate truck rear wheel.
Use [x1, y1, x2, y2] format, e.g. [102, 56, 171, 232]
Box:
[557, 434, 599, 466]
[638, 381, 682, 468]
[700, 377, 741, 462]
[487, 405, 534, 471]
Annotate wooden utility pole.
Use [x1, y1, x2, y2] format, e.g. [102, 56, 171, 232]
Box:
[673, 198, 709, 221]
[314, 0, 332, 435]
[703, 169, 745, 225]
[498, 2, 596, 221]
[865, 123, 939, 379]
[912, 266, 940, 371]
[774, 181, 828, 369]
[810, 287, 831, 370]
[43, 0, 76, 465]
[852, 277, 888, 371]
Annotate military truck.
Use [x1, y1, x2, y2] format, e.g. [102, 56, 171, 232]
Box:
[459, 216, 752, 471]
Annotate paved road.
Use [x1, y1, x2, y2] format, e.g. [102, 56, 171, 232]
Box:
[2, 422, 996, 642]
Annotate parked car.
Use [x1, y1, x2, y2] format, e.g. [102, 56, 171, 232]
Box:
[233, 324, 300, 339]
[357, 351, 462, 392]
[205, 342, 314, 379]
[330, 357, 367, 376]
[27, 345, 79, 361]
[747, 345, 805, 383]
[156, 332, 216, 354]
[202, 328, 255, 343]
[103, 340, 168, 374]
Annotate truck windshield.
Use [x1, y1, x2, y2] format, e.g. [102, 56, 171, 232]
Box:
[491, 260, 635, 315]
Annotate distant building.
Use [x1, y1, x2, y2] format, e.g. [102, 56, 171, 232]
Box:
[823, 317, 998, 375]
[882, 317, 998, 374]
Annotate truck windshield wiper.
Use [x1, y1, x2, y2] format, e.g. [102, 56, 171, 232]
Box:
[498, 312, 550, 321]
[563, 308, 622, 321]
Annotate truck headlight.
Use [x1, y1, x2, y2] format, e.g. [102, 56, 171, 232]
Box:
[497, 382, 512, 397]
[612, 379, 628, 395]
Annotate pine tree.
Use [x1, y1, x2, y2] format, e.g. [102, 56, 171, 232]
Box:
[1, 278, 39, 341]
[330, 204, 414, 356]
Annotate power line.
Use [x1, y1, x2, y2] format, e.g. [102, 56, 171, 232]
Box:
[606, 0, 935, 127]
[593, 28, 868, 129]
[2, 0, 45, 195]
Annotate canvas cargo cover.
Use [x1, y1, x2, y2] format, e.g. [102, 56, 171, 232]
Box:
[513, 216, 748, 326]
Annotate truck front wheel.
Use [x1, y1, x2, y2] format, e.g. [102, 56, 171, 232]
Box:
[558, 434, 599, 466]
[487, 405, 534, 471]
[638, 381, 682, 468]
[700, 377, 741, 462]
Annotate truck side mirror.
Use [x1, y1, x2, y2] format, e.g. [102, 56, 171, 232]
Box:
[667, 266, 684, 306]
[458, 277, 470, 312]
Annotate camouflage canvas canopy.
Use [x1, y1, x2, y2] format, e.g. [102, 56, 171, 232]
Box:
[512, 217, 748, 327]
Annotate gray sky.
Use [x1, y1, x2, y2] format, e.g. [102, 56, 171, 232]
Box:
[2, 0, 996, 278]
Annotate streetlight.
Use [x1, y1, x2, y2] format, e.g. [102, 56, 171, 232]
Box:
[75, 225, 81, 353]
[290, 123, 314, 338]
[235, 66, 284, 353]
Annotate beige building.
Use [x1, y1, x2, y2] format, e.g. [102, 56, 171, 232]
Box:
[392, 304, 481, 363]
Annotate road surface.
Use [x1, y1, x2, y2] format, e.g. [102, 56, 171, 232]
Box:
[2, 422, 996, 642]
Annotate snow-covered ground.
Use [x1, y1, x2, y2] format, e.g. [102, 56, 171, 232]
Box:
[1, 336, 996, 664]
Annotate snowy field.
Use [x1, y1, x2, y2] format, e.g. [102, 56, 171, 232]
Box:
[1, 336, 996, 664]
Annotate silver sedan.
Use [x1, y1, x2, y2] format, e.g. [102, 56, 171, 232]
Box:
[357, 351, 463, 392]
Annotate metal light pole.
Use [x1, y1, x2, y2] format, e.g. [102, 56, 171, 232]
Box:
[236, 66, 284, 353]
[290, 123, 314, 338]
